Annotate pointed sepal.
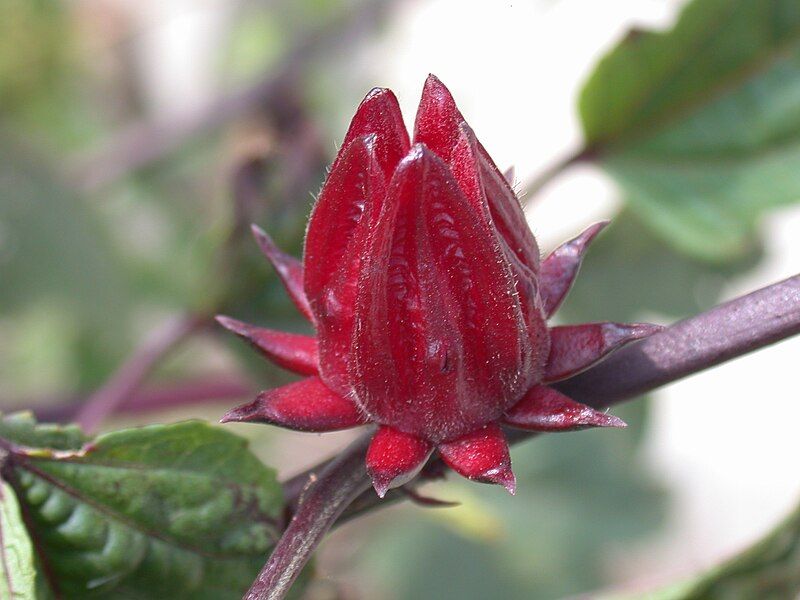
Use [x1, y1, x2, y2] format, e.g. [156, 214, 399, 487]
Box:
[336, 87, 410, 177]
[503, 385, 626, 431]
[438, 424, 516, 494]
[220, 376, 366, 432]
[215, 315, 318, 375]
[413, 74, 465, 162]
[544, 322, 663, 382]
[366, 426, 433, 498]
[251, 224, 314, 323]
[539, 221, 608, 318]
[416, 78, 541, 275]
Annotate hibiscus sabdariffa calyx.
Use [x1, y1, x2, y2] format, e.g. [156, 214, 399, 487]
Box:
[218, 75, 661, 497]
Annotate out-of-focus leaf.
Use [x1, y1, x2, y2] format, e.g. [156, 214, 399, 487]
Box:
[580, 0, 800, 261]
[608, 498, 800, 599]
[0, 480, 36, 599]
[557, 211, 757, 324]
[224, 10, 283, 84]
[0, 144, 131, 329]
[1, 416, 283, 599]
[0, 0, 68, 115]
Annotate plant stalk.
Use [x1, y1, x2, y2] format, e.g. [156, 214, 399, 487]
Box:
[245, 434, 373, 600]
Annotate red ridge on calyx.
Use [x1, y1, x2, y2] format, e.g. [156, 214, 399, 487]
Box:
[544, 322, 663, 383]
[351, 145, 532, 442]
[251, 224, 314, 323]
[438, 423, 516, 494]
[475, 150, 541, 274]
[449, 126, 548, 346]
[503, 385, 626, 431]
[366, 426, 433, 498]
[450, 121, 540, 280]
[220, 376, 366, 432]
[304, 136, 386, 300]
[215, 315, 318, 376]
[303, 136, 387, 395]
[539, 221, 609, 318]
[415, 76, 540, 274]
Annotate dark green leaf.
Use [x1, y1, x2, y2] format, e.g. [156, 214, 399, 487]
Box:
[580, 0, 800, 261]
[0, 480, 36, 599]
[2, 419, 283, 599]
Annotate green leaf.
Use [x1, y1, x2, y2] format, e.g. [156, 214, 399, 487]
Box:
[609, 498, 800, 599]
[0, 480, 36, 599]
[579, 0, 800, 261]
[2, 418, 283, 599]
[0, 412, 86, 452]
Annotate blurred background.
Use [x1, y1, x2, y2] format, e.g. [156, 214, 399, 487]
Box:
[2, 0, 799, 598]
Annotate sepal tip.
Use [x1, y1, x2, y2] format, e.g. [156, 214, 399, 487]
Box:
[220, 399, 261, 424]
[366, 427, 433, 498]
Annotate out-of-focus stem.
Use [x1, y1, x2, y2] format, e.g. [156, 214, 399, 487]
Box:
[73, 0, 393, 191]
[16, 375, 252, 424]
[74, 314, 208, 433]
[521, 146, 595, 202]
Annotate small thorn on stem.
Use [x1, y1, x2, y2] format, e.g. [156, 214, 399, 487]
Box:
[399, 487, 460, 508]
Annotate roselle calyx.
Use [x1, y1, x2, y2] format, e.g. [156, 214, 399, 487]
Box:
[218, 75, 661, 497]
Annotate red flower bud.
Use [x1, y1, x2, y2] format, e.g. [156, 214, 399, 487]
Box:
[219, 75, 661, 496]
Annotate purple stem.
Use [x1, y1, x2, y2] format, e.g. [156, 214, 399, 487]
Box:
[74, 314, 208, 433]
[555, 272, 800, 407]
[15, 375, 253, 424]
[244, 434, 373, 600]
[264, 273, 800, 600]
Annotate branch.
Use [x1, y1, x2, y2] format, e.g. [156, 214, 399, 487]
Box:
[554, 272, 800, 408]
[265, 273, 800, 598]
[74, 313, 208, 433]
[13, 375, 253, 424]
[520, 146, 595, 202]
[72, 0, 393, 191]
[245, 433, 374, 600]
